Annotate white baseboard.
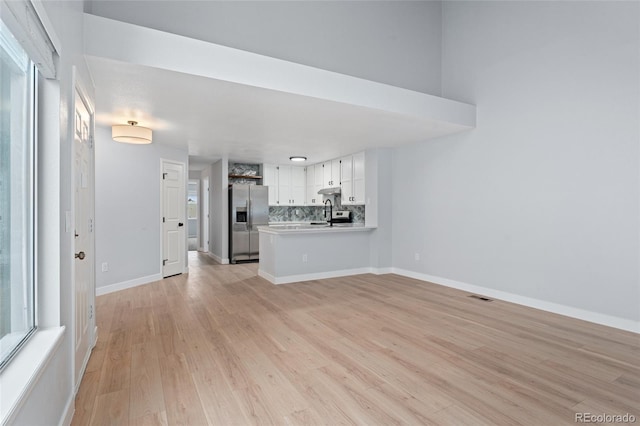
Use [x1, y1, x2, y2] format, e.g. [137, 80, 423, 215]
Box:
[95, 273, 163, 296]
[207, 252, 229, 265]
[371, 267, 393, 275]
[257, 269, 276, 283]
[258, 267, 374, 285]
[59, 393, 74, 426]
[391, 268, 640, 334]
[73, 345, 93, 395]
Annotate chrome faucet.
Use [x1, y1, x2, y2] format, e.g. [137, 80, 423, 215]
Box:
[324, 199, 333, 227]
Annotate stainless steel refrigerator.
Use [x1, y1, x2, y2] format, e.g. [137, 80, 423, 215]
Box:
[229, 184, 269, 263]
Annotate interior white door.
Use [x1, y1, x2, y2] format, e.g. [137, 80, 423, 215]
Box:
[162, 160, 186, 277]
[202, 177, 209, 252]
[73, 88, 94, 390]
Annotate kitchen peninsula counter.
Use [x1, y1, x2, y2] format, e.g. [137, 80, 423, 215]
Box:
[259, 223, 373, 234]
[258, 223, 376, 284]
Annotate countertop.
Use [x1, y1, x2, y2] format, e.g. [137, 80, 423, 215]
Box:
[258, 222, 375, 234]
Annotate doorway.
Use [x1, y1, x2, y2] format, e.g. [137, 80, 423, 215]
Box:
[187, 180, 199, 251]
[201, 177, 210, 253]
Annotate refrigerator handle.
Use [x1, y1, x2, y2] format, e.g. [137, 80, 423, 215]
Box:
[247, 199, 251, 228]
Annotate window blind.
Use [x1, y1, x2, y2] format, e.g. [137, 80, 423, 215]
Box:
[0, 0, 57, 78]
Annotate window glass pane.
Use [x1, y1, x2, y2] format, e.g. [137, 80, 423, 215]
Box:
[0, 19, 36, 369]
[188, 182, 198, 219]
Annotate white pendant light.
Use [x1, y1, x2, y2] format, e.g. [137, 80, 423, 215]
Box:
[112, 121, 152, 144]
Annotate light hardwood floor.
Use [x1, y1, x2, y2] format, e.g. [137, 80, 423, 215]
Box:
[72, 252, 640, 425]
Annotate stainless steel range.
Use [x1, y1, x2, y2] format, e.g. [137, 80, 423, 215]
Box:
[330, 210, 352, 224]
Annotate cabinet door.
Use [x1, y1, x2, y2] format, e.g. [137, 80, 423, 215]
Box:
[352, 151, 365, 204]
[340, 155, 354, 205]
[321, 160, 341, 187]
[277, 165, 291, 205]
[263, 164, 279, 206]
[314, 164, 324, 204]
[331, 159, 341, 187]
[306, 165, 322, 206]
[306, 166, 315, 205]
[322, 161, 332, 187]
[290, 166, 306, 205]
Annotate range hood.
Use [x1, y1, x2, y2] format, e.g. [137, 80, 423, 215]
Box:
[318, 187, 341, 195]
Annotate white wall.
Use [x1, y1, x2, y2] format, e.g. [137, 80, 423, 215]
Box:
[210, 159, 229, 263]
[199, 164, 214, 254]
[392, 1, 639, 327]
[366, 148, 394, 270]
[10, 0, 95, 424]
[95, 125, 188, 291]
[85, 0, 442, 95]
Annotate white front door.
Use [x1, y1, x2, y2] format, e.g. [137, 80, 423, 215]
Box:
[162, 160, 186, 277]
[74, 88, 94, 390]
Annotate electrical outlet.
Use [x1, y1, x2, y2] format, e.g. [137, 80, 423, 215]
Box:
[101, 262, 108, 272]
[414, 253, 420, 261]
[302, 254, 308, 262]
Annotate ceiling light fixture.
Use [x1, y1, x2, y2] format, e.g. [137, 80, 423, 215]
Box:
[112, 120, 152, 144]
[289, 156, 307, 162]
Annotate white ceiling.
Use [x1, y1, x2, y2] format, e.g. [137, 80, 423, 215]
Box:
[86, 55, 472, 168]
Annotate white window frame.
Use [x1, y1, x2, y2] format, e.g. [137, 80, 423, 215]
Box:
[0, 1, 65, 423]
[0, 15, 38, 373]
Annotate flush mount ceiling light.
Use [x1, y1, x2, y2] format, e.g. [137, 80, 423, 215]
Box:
[289, 156, 307, 162]
[112, 120, 152, 144]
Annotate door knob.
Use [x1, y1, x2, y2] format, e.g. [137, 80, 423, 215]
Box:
[75, 251, 86, 260]
[178, 222, 184, 227]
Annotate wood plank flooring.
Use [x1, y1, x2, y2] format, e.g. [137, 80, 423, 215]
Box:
[72, 252, 640, 425]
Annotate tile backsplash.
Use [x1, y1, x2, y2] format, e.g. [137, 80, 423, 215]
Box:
[228, 162, 262, 185]
[269, 196, 365, 223]
[229, 162, 260, 176]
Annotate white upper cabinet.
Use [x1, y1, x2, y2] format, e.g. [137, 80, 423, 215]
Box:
[277, 165, 292, 206]
[322, 159, 341, 188]
[263, 164, 279, 206]
[290, 166, 306, 205]
[352, 151, 365, 204]
[340, 151, 365, 205]
[267, 153, 363, 207]
[340, 155, 353, 204]
[273, 165, 306, 206]
[306, 164, 324, 205]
